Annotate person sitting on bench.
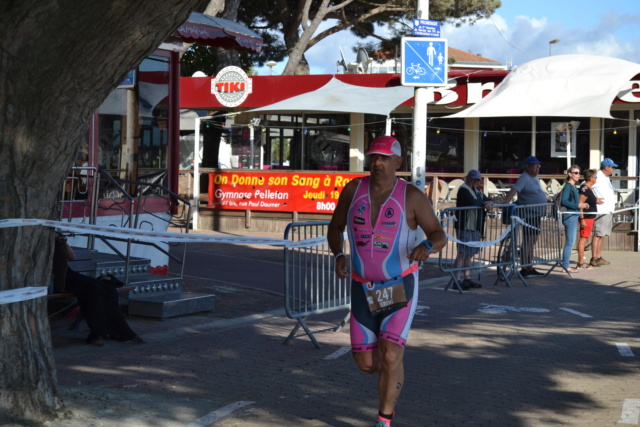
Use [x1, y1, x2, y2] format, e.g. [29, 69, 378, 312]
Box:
[52, 233, 145, 346]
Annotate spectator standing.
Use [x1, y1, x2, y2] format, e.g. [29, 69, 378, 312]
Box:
[559, 165, 589, 273]
[503, 156, 550, 277]
[453, 170, 493, 289]
[577, 169, 601, 269]
[590, 158, 617, 266]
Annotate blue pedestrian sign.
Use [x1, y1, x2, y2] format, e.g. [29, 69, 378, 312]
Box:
[118, 70, 136, 88]
[413, 19, 440, 37]
[401, 37, 448, 87]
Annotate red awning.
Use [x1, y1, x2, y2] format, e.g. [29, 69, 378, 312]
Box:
[173, 12, 263, 54]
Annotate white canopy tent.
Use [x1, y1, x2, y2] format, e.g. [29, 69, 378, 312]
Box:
[189, 78, 414, 229]
[444, 54, 640, 172]
[248, 76, 414, 116]
[445, 54, 640, 119]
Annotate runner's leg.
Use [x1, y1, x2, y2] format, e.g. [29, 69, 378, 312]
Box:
[353, 350, 379, 374]
[377, 339, 405, 416]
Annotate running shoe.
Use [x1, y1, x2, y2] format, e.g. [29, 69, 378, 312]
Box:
[375, 412, 394, 427]
[596, 257, 610, 265]
[375, 418, 391, 427]
[589, 258, 601, 267]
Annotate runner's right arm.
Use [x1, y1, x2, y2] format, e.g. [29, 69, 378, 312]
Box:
[328, 179, 359, 279]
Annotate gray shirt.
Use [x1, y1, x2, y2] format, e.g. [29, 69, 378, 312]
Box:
[512, 172, 548, 205]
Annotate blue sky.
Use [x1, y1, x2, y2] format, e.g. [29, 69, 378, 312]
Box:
[254, 0, 640, 75]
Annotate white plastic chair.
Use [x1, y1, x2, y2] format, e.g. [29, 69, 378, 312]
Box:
[548, 178, 562, 196]
[439, 180, 449, 202]
[447, 179, 465, 201]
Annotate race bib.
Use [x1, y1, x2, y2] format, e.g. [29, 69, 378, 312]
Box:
[362, 277, 407, 316]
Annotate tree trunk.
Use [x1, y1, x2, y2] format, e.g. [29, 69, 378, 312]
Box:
[281, 0, 331, 75]
[213, 0, 242, 72]
[0, 1, 201, 423]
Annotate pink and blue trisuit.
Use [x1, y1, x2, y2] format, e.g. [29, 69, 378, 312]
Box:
[347, 176, 419, 352]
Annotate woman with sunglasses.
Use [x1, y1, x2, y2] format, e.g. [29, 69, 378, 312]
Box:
[577, 169, 601, 269]
[559, 165, 589, 273]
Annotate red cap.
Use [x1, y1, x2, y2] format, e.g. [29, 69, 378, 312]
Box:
[365, 136, 401, 157]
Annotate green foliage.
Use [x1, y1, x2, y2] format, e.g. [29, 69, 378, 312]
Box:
[354, 0, 501, 58]
[181, 0, 501, 75]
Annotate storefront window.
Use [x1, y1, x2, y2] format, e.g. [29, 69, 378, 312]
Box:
[603, 111, 629, 175]
[259, 113, 351, 171]
[96, 54, 170, 183]
[479, 117, 532, 175]
[535, 116, 589, 174]
[426, 115, 465, 175]
[262, 114, 301, 169]
[304, 114, 350, 171]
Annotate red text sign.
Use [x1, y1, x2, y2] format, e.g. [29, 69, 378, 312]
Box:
[207, 171, 367, 213]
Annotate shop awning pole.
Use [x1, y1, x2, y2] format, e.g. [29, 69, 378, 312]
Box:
[193, 117, 201, 230]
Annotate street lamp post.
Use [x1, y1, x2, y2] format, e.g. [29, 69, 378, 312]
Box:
[549, 39, 560, 56]
[266, 61, 276, 75]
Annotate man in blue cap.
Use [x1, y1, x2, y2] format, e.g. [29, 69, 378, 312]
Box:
[503, 155, 550, 277]
[453, 169, 493, 289]
[590, 158, 618, 266]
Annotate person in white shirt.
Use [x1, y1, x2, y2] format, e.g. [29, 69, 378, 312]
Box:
[589, 158, 617, 266]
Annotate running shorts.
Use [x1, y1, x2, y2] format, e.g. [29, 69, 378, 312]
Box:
[349, 270, 418, 352]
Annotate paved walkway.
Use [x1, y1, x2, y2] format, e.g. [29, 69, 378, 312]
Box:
[43, 248, 640, 427]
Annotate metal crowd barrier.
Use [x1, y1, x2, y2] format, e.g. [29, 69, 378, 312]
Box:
[283, 221, 351, 349]
[439, 202, 564, 292]
[439, 203, 517, 293]
[509, 203, 563, 284]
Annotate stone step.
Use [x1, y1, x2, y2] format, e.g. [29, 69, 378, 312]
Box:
[68, 246, 151, 277]
[127, 291, 215, 319]
[125, 273, 183, 296]
[63, 248, 216, 319]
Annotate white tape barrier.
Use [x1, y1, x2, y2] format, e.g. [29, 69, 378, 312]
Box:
[0, 218, 326, 248]
[445, 225, 512, 248]
[0, 218, 334, 305]
[0, 287, 48, 305]
[441, 213, 513, 248]
[559, 205, 639, 216]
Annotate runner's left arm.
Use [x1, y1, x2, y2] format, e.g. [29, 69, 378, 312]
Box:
[406, 185, 447, 262]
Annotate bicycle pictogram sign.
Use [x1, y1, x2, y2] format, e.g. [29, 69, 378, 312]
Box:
[401, 37, 448, 87]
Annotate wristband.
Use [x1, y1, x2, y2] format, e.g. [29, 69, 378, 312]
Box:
[421, 240, 433, 253]
[334, 252, 346, 261]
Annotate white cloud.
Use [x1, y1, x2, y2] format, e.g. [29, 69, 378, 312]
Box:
[442, 11, 640, 68]
[254, 10, 640, 75]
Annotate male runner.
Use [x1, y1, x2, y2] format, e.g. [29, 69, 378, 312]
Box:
[328, 136, 447, 427]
